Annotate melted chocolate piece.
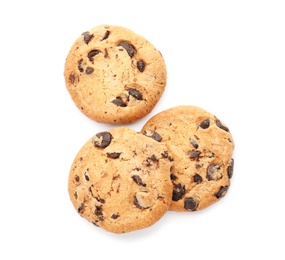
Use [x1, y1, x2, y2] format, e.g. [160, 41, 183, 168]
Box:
[93, 132, 113, 148]
[111, 97, 127, 107]
[188, 150, 201, 160]
[88, 50, 100, 62]
[127, 88, 143, 100]
[132, 175, 146, 187]
[82, 31, 93, 44]
[85, 67, 94, 74]
[216, 120, 229, 132]
[227, 158, 234, 179]
[94, 205, 104, 221]
[118, 41, 136, 58]
[172, 183, 186, 201]
[215, 186, 229, 199]
[101, 30, 110, 41]
[193, 174, 202, 183]
[206, 163, 223, 181]
[78, 59, 84, 72]
[184, 197, 199, 211]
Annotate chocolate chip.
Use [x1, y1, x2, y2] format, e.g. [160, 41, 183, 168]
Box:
[184, 197, 199, 211]
[127, 88, 143, 100]
[170, 173, 177, 181]
[77, 203, 85, 213]
[92, 221, 100, 227]
[190, 138, 199, 149]
[143, 130, 162, 142]
[215, 186, 229, 199]
[111, 97, 127, 107]
[74, 191, 78, 199]
[75, 175, 80, 182]
[133, 195, 149, 209]
[132, 175, 146, 187]
[78, 59, 84, 72]
[149, 155, 158, 162]
[227, 158, 234, 179]
[85, 67, 94, 74]
[118, 41, 136, 58]
[216, 120, 229, 132]
[107, 152, 121, 159]
[188, 150, 201, 160]
[137, 60, 145, 72]
[69, 74, 76, 84]
[88, 49, 100, 62]
[206, 163, 223, 181]
[195, 164, 203, 169]
[199, 119, 210, 129]
[172, 183, 186, 201]
[193, 174, 202, 183]
[101, 30, 110, 41]
[94, 205, 104, 221]
[111, 213, 120, 219]
[84, 172, 89, 181]
[82, 31, 93, 44]
[93, 132, 113, 148]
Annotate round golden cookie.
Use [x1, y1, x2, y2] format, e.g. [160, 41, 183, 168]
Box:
[68, 127, 173, 234]
[64, 24, 167, 124]
[141, 106, 235, 212]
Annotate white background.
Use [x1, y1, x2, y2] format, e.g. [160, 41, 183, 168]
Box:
[1, 0, 285, 259]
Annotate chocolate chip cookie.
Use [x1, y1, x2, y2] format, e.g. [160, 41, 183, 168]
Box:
[68, 127, 173, 233]
[141, 106, 235, 212]
[64, 24, 167, 124]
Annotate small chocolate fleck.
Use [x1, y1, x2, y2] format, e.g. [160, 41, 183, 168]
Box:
[216, 120, 229, 132]
[184, 197, 199, 211]
[127, 88, 143, 100]
[93, 132, 113, 148]
[111, 97, 127, 107]
[107, 152, 121, 159]
[82, 31, 93, 44]
[74, 191, 78, 199]
[104, 48, 108, 58]
[88, 49, 100, 62]
[143, 130, 162, 142]
[215, 186, 229, 199]
[101, 30, 110, 41]
[75, 175, 80, 182]
[132, 175, 146, 187]
[85, 67, 94, 74]
[172, 183, 186, 201]
[193, 174, 203, 183]
[206, 163, 223, 181]
[118, 41, 136, 58]
[111, 213, 120, 219]
[199, 119, 210, 129]
[78, 59, 84, 72]
[137, 60, 145, 72]
[227, 158, 234, 179]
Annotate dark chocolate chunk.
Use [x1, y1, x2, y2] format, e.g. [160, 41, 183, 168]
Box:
[111, 97, 127, 107]
[149, 155, 158, 162]
[227, 158, 234, 179]
[118, 41, 136, 58]
[206, 163, 223, 181]
[199, 119, 210, 129]
[184, 197, 199, 211]
[193, 174, 202, 183]
[78, 59, 84, 72]
[82, 31, 93, 44]
[127, 88, 143, 100]
[137, 60, 145, 72]
[107, 152, 121, 159]
[111, 213, 120, 219]
[85, 67, 94, 74]
[216, 120, 229, 132]
[170, 173, 177, 181]
[88, 49, 100, 61]
[215, 186, 229, 199]
[75, 175, 80, 182]
[94, 205, 104, 221]
[143, 130, 162, 142]
[188, 150, 201, 160]
[101, 30, 110, 41]
[132, 175, 146, 187]
[93, 132, 113, 148]
[172, 183, 186, 201]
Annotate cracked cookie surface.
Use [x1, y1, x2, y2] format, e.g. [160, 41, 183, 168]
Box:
[68, 127, 173, 233]
[64, 24, 167, 124]
[141, 106, 235, 212]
